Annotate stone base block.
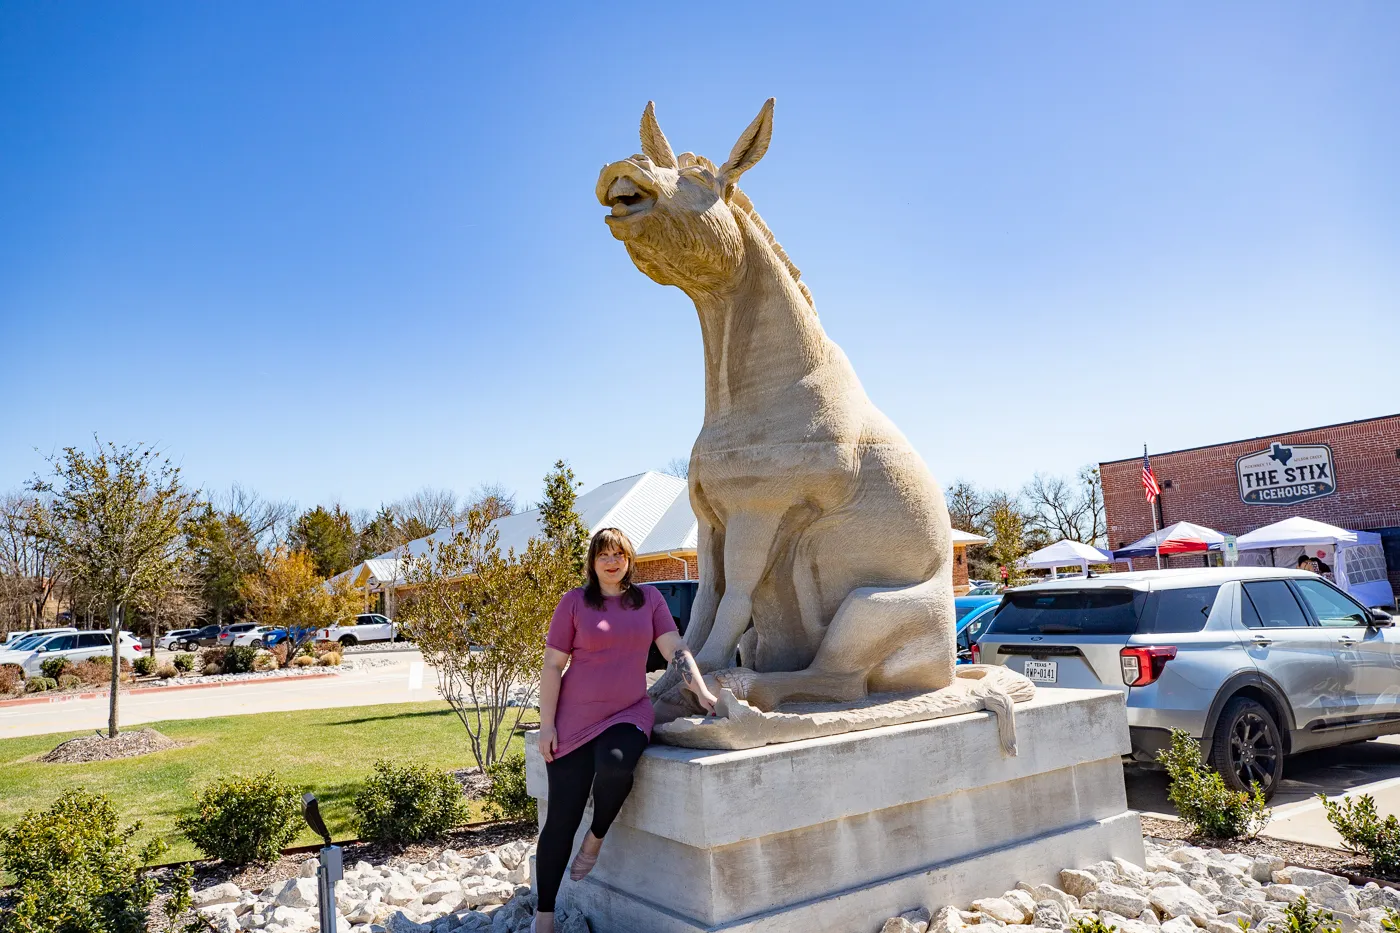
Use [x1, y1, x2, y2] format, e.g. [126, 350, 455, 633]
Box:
[527, 688, 1143, 933]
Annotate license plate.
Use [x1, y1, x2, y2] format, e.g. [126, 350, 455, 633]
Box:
[1023, 660, 1058, 683]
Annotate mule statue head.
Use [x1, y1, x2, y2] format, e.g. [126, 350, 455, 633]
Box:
[596, 99, 811, 306]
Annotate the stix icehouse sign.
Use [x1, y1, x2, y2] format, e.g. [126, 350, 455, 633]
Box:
[1235, 441, 1338, 505]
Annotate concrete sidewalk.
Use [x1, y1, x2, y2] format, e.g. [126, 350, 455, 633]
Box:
[1260, 773, 1400, 849]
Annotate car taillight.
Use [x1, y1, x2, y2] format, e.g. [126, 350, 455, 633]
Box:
[1120, 646, 1177, 686]
[133, 644, 142, 652]
[969, 641, 981, 664]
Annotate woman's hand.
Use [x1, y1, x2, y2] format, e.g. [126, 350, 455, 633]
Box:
[684, 676, 720, 716]
[538, 723, 559, 763]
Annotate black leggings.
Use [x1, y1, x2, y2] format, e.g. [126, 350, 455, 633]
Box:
[535, 723, 648, 913]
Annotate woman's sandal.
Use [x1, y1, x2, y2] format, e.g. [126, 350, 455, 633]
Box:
[569, 845, 599, 881]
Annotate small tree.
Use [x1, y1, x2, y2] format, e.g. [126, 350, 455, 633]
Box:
[985, 493, 1032, 585]
[400, 463, 585, 770]
[28, 441, 197, 737]
[239, 548, 361, 653]
[290, 505, 358, 578]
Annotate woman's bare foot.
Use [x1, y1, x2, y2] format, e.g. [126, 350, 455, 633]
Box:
[534, 910, 554, 933]
[569, 831, 602, 881]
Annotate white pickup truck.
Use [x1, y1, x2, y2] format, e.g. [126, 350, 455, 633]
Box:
[316, 614, 398, 647]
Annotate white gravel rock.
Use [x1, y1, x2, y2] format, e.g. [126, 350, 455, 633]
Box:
[1150, 884, 1219, 925]
[194, 882, 244, 908]
[971, 897, 1027, 925]
[1083, 882, 1151, 918]
[1060, 869, 1101, 899]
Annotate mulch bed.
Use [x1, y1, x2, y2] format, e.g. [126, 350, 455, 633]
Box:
[1140, 815, 1398, 886]
[40, 728, 181, 764]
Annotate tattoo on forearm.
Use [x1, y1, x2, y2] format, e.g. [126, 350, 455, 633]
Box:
[670, 648, 695, 685]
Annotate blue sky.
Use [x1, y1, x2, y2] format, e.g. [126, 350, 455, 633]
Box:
[2, 3, 1396, 511]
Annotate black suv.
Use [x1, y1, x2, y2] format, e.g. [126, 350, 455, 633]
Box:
[646, 579, 699, 671]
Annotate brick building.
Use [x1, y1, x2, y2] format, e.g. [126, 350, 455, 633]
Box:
[1100, 414, 1400, 595]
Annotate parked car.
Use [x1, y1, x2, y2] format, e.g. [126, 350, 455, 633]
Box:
[233, 625, 282, 648]
[10, 630, 143, 676]
[954, 596, 1001, 663]
[316, 614, 398, 647]
[975, 567, 1399, 799]
[157, 628, 199, 651]
[966, 584, 1003, 596]
[2, 626, 78, 648]
[177, 624, 226, 650]
[218, 623, 260, 647]
[645, 580, 699, 671]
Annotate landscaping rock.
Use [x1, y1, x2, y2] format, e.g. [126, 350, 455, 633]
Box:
[1083, 882, 1151, 918]
[1060, 869, 1101, 898]
[192, 881, 242, 908]
[275, 878, 320, 910]
[972, 897, 1027, 925]
[1150, 884, 1219, 925]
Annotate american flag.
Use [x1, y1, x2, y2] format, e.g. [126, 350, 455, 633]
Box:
[1142, 446, 1161, 503]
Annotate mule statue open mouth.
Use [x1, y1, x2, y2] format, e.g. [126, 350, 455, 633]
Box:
[598, 162, 658, 222]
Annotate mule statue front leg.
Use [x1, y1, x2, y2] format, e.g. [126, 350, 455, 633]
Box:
[650, 518, 723, 716]
[651, 512, 781, 723]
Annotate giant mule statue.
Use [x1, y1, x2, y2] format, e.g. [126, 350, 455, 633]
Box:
[597, 100, 1030, 749]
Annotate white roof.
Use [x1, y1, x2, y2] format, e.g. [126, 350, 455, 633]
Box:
[951, 528, 990, 546]
[1237, 516, 1359, 550]
[1017, 539, 1114, 569]
[335, 471, 988, 589]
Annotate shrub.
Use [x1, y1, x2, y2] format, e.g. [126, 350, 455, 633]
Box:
[0, 663, 23, 694]
[291, 655, 317, 668]
[25, 677, 57, 693]
[71, 659, 113, 686]
[354, 760, 466, 845]
[172, 652, 195, 673]
[223, 645, 257, 675]
[1319, 793, 1400, 876]
[252, 649, 278, 672]
[1381, 910, 1398, 933]
[58, 673, 82, 690]
[203, 663, 223, 676]
[0, 788, 163, 933]
[132, 655, 156, 677]
[40, 656, 71, 680]
[156, 663, 178, 679]
[199, 647, 227, 670]
[1265, 896, 1340, 933]
[270, 643, 290, 667]
[177, 772, 301, 865]
[1159, 728, 1269, 839]
[319, 650, 342, 667]
[482, 753, 537, 822]
[1070, 919, 1118, 933]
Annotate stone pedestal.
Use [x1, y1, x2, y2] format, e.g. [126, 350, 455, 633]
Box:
[526, 688, 1143, 933]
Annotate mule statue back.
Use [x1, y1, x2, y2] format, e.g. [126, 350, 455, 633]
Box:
[597, 100, 956, 718]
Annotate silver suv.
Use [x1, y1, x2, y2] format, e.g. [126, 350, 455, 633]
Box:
[975, 568, 1398, 798]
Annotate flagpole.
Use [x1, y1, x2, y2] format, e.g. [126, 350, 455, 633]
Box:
[1145, 444, 1162, 570]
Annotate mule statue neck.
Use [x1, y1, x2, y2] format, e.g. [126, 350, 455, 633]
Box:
[689, 217, 831, 423]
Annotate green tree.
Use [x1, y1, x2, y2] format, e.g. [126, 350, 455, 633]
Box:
[28, 440, 198, 737]
[538, 460, 588, 582]
[355, 505, 403, 562]
[290, 505, 357, 578]
[186, 505, 260, 625]
[986, 493, 1032, 585]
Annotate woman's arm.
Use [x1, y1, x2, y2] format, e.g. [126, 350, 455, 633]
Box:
[655, 630, 718, 715]
[538, 647, 569, 762]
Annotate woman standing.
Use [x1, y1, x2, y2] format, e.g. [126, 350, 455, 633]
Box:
[533, 527, 717, 933]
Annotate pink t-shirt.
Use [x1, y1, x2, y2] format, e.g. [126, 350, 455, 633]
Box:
[546, 585, 678, 759]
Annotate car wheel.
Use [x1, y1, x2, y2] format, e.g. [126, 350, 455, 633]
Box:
[251, 639, 264, 648]
[340, 635, 358, 647]
[1210, 697, 1284, 799]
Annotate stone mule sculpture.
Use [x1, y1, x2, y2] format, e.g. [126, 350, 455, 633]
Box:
[598, 100, 1029, 741]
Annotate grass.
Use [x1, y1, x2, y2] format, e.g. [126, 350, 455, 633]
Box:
[0, 701, 538, 864]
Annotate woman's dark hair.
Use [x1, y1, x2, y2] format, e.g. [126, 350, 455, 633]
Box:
[583, 527, 645, 610]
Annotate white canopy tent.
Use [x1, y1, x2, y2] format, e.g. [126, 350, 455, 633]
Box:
[1236, 516, 1394, 608]
[1017, 539, 1117, 578]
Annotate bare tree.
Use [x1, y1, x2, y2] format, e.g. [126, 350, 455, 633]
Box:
[0, 491, 63, 633]
[466, 482, 517, 522]
[211, 484, 296, 549]
[1022, 466, 1106, 546]
[661, 457, 690, 479]
[944, 480, 989, 536]
[392, 487, 466, 542]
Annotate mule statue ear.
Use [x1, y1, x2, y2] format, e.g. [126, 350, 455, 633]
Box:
[719, 98, 774, 194]
[640, 101, 677, 169]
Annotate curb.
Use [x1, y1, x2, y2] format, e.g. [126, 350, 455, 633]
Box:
[0, 672, 340, 708]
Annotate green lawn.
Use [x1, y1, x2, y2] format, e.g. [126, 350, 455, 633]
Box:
[0, 702, 537, 863]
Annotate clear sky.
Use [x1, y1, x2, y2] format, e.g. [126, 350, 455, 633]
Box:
[2, 3, 1396, 511]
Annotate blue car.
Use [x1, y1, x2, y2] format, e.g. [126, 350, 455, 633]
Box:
[955, 595, 1001, 663]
